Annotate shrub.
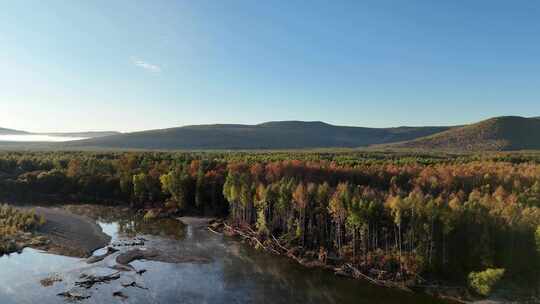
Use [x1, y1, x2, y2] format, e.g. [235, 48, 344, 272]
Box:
[468, 268, 505, 296]
[143, 209, 158, 221]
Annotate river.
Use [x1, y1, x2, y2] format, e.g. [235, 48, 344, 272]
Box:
[0, 205, 449, 304]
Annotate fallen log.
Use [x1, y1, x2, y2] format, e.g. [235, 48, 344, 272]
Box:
[122, 281, 148, 290]
[225, 224, 302, 261]
[224, 223, 415, 293]
[268, 234, 304, 264]
[271, 234, 289, 253]
[207, 227, 222, 235]
[341, 263, 381, 285]
[57, 291, 90, 301]
[224, 223, 269, 251]
[75, 272, 121, 289]
[113, 291, 129, 299]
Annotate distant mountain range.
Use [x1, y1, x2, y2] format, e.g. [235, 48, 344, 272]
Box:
[40, 131, 121, 138]
[64, 121, 453, 150]
[0, 127, 28, 135]
[1, 116, 539, 151]
[0, 128, 119, 138]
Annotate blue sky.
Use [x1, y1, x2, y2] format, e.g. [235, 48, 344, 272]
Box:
[1, 1, 539, 132]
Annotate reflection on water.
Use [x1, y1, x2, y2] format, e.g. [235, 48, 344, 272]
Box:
[0, 206, 449, 304]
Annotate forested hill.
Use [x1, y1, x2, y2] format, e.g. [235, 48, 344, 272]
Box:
[387, 116, 540, 151]
[6, 116, 540, 151]
[65, 121, 452, 150]
[0, 127, 28, 135]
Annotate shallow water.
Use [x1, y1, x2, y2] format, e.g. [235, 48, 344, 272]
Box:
[0, 206, 448, 304]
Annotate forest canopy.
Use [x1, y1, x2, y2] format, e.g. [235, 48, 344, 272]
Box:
[0, 150, 539, 293]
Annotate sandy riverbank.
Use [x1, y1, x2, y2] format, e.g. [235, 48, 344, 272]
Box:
[33, 207, 110, 258]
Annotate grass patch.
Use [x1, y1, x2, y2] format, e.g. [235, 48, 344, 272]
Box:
[0, 205, 46, 255]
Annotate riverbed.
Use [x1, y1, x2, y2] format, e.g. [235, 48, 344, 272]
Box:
[0, 205, 449, 304]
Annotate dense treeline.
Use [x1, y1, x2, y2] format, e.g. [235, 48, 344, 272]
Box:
[0, 152, 231, 215]
[222, 160, 540, 286]
[0, 151, 539, 292]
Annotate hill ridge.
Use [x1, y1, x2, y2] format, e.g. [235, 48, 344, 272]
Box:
[387, 116, 540, 151]
[4, 116, 540, 151]
[65, 120, 453, 150]
[0, 127, 29, 135]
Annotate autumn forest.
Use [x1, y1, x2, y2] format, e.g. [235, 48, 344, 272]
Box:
[0, 151, 539, 299]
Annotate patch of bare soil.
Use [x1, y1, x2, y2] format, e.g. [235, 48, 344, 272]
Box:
[34, 207, 111, 258]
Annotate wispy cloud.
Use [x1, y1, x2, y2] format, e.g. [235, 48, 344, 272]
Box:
[130, 56, 162, 73]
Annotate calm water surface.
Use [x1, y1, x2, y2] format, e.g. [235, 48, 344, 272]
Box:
[0, 206, 448, 304]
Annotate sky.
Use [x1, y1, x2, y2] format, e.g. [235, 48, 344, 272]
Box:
[1, 1, 539, 132]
